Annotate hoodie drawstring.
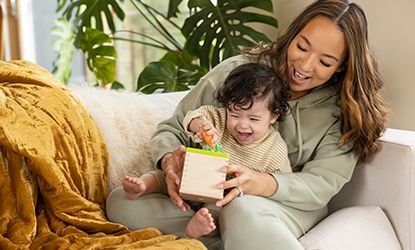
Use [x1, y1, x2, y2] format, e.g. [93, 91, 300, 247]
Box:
[293, 103, 303, 167]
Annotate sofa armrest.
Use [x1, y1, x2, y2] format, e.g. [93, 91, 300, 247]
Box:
[328, 128, 415, 250]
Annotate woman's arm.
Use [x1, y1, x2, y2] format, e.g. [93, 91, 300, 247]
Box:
[215, 120, 357, 210]
[271, 121, 358, 211]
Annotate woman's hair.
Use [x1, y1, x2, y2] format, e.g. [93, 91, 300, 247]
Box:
[216, 63, 290, 121]
[249, 0, 388, 162]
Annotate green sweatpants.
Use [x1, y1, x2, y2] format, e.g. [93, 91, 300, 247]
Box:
[106, 187, 327, 250]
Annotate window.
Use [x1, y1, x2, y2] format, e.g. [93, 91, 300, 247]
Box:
[15, 0, 187, 91]
[17, 0, 86, 86]
[115, 1, 187, 90]
[1, 0, 21, 60]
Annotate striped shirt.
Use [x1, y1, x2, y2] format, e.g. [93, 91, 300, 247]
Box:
[183, 105, 292, 174]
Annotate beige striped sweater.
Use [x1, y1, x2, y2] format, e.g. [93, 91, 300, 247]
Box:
[183, 105, 292, 174]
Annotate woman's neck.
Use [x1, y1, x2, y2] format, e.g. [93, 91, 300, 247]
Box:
[290, 90, 311, 100]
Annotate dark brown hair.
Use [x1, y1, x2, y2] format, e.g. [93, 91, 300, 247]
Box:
[216, 63, 290, 121]
[247, 0, 388, 162]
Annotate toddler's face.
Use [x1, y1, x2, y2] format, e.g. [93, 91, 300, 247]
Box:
[226, 97, 277, 145]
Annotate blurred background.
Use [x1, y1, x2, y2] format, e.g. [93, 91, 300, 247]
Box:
[1, 0, 414, 131]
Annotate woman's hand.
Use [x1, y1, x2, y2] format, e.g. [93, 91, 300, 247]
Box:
[215, 164, 278, 207]
[160, 145, 191, 211]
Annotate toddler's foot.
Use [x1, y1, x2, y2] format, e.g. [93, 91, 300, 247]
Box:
[185, 208, 216, 238]
[122, 176, 146, 199]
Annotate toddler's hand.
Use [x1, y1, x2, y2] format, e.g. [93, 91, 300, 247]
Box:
[196, 120, 218, 145]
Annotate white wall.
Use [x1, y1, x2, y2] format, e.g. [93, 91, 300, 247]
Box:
[268, 0, 415, 131]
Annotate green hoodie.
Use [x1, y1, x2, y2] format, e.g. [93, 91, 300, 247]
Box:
[150, 54, 357, 212]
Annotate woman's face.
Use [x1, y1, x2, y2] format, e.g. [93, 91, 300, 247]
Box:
[287, 15, 347, 99]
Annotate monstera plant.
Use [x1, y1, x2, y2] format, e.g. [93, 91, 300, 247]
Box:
[53, 0, 278, 93]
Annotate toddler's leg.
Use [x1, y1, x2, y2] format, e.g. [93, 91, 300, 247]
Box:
[122, 173, 158, 199]
[185, 207, 216, 238]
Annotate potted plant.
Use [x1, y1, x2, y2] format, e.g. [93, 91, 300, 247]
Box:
[53, 0, 278, 93]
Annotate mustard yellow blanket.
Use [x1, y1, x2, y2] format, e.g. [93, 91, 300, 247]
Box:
[0, 61, 205, 249]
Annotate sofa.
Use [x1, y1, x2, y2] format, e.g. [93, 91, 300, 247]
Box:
[71, 87, 413, 250]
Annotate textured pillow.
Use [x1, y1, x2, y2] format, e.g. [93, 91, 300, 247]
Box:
[71, 86, 158, 191]
[299, 206, 401, 250]
[71, 87, 188, 191]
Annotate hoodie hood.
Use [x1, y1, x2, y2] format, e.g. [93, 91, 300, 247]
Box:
[278, 84, 340, 169]
[291, 84, 338, 109]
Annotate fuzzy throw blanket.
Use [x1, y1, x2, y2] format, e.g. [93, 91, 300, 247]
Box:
[0, 60, 205, 249]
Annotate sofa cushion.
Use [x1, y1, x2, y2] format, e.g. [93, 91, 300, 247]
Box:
[299, 206, 401, 250]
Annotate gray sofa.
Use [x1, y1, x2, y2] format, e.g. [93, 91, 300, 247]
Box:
[73, 87, 412, 250]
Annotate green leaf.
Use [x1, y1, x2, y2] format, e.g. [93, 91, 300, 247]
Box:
[79, 28, 117, 85]
[177, 68, 207, 86]
[168, 0, 184, 18]
[161, 50, 204, 72]
[56, 0, 68, 12]
[93, 57, 117, 83]
[51, 17, 75, 84]
[137, 49, 208, 93]
[64, 0, 125, 46]
[137, 61, 177, 93]
[183, 0, 278, 68]
[161, 50, 208, 86]
[136, 60, 202, 93]
[54, 0, 279, 93]
[111, 81, 125, 89]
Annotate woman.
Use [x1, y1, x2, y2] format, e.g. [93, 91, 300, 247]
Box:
[106, 0, 388, 249]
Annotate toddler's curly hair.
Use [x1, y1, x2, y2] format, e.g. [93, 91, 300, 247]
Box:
[216, 63, 290, 121]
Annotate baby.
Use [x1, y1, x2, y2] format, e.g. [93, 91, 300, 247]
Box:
[123, 62, 292, 238]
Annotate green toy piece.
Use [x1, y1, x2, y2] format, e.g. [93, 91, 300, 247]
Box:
[202, 143, 223, 152]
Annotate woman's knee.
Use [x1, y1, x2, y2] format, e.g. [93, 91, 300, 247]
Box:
[106, 187, 126, 222]
[106, 187, 151, 228]
[219, 196, 304, 250]
[106, 188, 194, 234]
[220, 195, 257, 223]
[220, 195, 285, 224]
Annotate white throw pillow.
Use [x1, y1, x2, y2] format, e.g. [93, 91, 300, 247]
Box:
[70, 87, 188, 191]
[299, 206, 401, 250]
[71, 86, 158, 191]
